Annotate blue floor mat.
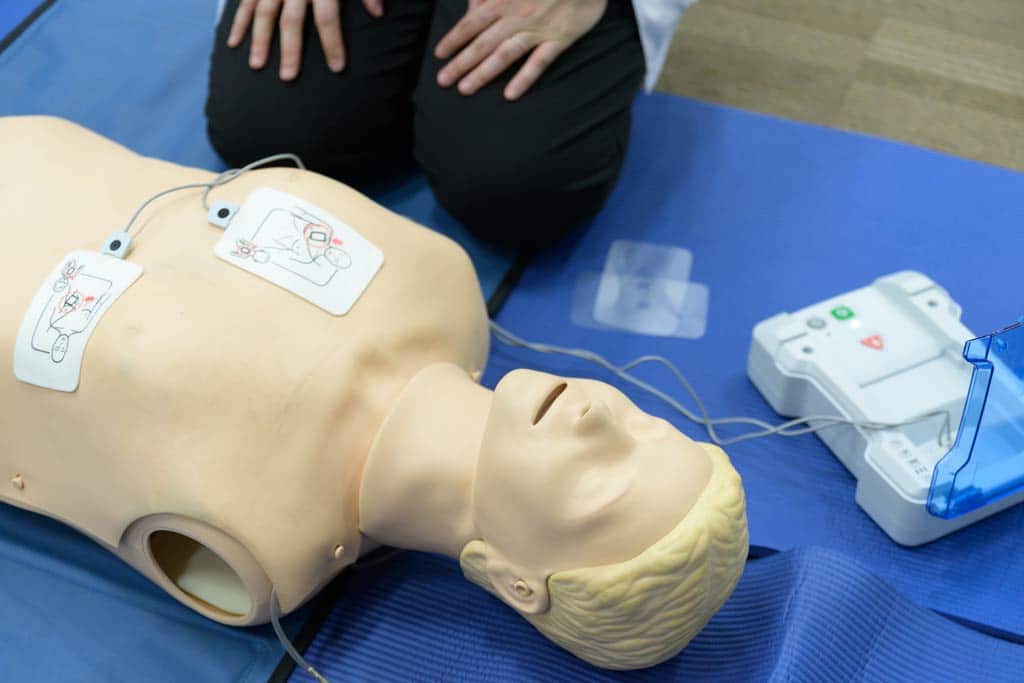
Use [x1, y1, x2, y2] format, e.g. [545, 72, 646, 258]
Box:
[0, 0, 43, 43]
[0, 502, 308, 683]
[484, 93, 1024, 639]
[296, 549, 1024, 682]
[4, 1, 1024, 681]
[297, 93, 1024, 681]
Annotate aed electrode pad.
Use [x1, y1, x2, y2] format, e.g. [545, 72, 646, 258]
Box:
[748, 271, 1024, 545]
[214, 188, 384, 315]
[14, 251, 143, 392]
[13, 163, 380, 396]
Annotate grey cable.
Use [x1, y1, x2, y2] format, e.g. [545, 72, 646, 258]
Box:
[120, 153, 306, 235]
[489, 320, 953, 448]
[270, 588, 330, 683]
[199, 153, 305, 211]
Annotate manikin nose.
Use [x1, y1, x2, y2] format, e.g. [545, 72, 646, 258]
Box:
[574, 399, 616, 434]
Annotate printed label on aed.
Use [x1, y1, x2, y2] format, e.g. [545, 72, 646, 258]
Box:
[214, 187, 384, 315]
[14, 251, 143, 392]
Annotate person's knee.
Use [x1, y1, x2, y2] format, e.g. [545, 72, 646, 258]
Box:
[205, 25, 412, 183]
[430, 172, 609, 250]
[204, 79, 305, 170]
[205, 71, 411, 184]
[418, 132, 625, 250]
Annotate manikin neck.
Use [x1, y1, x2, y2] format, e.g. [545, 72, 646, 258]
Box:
[358, 363, 493, 558]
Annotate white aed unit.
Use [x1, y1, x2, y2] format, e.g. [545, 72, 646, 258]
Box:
[748, 271, 1024, 545]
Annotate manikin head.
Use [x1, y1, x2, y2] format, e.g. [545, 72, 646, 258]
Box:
[459, 369, 748, 669]
[362, 363, 748, 670]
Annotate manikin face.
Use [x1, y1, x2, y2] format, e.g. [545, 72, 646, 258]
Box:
[472, 369, 712, 614]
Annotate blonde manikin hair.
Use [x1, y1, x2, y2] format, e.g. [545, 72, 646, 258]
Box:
[460, 443, 748, 670]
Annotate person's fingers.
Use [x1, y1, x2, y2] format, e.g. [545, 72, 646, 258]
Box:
[278, 0, 308, 80]
[437, 21, 509, 88]
[457, 32, 536, 95]
[313, 0, 346, 72]
[362, 0, 384, 18]
[504, 41, 566, 101]
[249, 0, 283, 69]
[227, 0, 258, 47]
[434, 4, 500, 60]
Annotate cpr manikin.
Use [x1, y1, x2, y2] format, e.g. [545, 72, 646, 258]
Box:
[0, 117, 748, 671]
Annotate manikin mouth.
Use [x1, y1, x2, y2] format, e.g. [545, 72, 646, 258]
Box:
[533, 383, 568, 425]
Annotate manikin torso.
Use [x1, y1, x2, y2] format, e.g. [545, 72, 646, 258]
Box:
[0, 117, 489, 622]
[0, 119, 746, 673]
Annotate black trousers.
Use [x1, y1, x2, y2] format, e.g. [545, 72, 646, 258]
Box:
[206, 0, 644, 249]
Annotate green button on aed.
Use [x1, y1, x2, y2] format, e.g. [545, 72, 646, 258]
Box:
[831, 305, 855, 321]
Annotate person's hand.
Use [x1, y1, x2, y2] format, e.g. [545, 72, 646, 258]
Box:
[435, 0, 607, 101]
[227, 0, 384, 81]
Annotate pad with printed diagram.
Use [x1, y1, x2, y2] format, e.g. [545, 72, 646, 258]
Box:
[31, 259, 113, 364]
[14, 251, 143, 392]
[234, 206, 353, 287]
[215, 187, 383, 315]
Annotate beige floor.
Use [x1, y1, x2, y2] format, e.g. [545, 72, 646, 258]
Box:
[657, 0, 1024, 171]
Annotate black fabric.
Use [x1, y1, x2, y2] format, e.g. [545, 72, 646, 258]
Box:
[206, 0, 644, 248]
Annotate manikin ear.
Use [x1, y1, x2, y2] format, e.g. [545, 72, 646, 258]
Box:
[480, 545, 551, 616]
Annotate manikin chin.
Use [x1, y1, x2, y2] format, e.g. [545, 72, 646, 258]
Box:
[0, 116, 748, 671]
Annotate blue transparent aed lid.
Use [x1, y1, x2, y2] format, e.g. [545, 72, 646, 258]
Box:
[928, 320, 1024, 519]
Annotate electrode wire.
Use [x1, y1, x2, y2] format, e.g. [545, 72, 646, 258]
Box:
[489, 320, 953, 448]
[120, 153, 306, 235]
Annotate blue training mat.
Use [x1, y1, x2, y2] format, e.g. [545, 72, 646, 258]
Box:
[0, 0, 44, 43]
[0, 1, 514, 682]
[297, 549, 1024, 682]
[0, 0, 43, 42]
[0, 503, 306, 683]
[485, 94, 1024, 635]
[298, 93, 1024, 681]
[4, 1, 1023, 681]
